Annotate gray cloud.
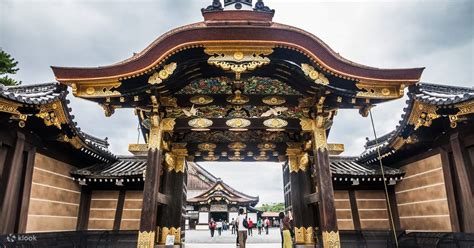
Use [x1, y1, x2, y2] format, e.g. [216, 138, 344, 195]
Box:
[1, 0, 472, 204]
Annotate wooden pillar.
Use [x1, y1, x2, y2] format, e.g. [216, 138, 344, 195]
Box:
[287, 143, 315, 246]
[138, 148, 163, 247]
[0, 132, 25, 234]
[137, 116, 175, 248]
[450, 133, 474, 232]
[158, 144, 187, 246]
[348, 189, 361, 231]
[387, 186, 401, 231]
[439, 148, 461, 232]
[311, 116, 340, 248]
[77, 187, 92, 231]
[18, 147, 36, 233]
[137, 113, 166, 248]
[114, 190, 126, 230]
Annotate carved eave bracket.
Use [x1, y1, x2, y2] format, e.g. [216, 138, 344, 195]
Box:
[205, 45, 273, 80]
[407, 101, 440, 130]
[71, 80, 121, 98]
[356, 82, 405, 100]
[286, 142, 309, 173]
[164, 143, 188, 173]
[449, 100, 474, 128]
[0, 98, 27, 127]
[35, 101, 68, 129]
[147, 116, 176, 150]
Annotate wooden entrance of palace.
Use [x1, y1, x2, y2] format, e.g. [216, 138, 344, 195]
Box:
[51, 2, 422, 247]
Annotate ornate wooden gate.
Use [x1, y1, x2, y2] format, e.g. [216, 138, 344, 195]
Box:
[51, 1, 422, 247]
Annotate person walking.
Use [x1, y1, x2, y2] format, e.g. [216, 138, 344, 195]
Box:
[264, 218, 270, 235]
[216, 219, 223, 236]
[236, 209, 248, 248]
[231, 218, 236, 235]
[257, 218, 263, 235]
[209, 218, 216, 238]
[281, 212, 293, 248]
[247, 218, 253, 236]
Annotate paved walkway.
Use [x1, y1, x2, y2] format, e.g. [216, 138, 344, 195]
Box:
[185, 228, 281, 247]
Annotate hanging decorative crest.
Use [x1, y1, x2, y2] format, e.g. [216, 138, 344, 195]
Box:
[203, 151, 220, 161]
[205, 46, 273, 80]
[228, 142, 247, 150]
[198, 143, 217, 151]
[226, 90, 250, 104]
[228, 151, 245, 161]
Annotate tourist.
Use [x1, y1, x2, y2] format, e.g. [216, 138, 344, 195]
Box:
[236, 208, 248, 248]
[217, 219, 223, 236]
[231, 218, 237, 234]
[209, 218, 216, 238]
[280, 212, 293, 248]
[247, 218, 253, 236]
[257, 218, 263, 235]
[264, 218, 270, 235]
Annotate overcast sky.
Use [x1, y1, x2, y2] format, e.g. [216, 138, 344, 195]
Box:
[1, 0, 472, 205]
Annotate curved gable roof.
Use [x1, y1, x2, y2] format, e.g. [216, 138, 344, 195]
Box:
[51, 11, 423, 84]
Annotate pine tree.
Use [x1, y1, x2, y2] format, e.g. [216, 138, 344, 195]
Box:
[0, 50, 21, 86]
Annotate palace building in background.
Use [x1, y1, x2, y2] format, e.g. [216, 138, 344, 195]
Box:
[0, 0, 473, 247]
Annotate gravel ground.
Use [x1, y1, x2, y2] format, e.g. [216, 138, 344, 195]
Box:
[185, 227, 281, 245]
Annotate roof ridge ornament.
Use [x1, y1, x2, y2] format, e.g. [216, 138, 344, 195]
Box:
[202, 0, 273, 14]
[202, 0, 223, 13]
[254, 0, 274, 13]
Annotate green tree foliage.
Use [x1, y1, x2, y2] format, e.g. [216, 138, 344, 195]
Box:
[0, 50, 21, 86]
[257, 202, 285, 212]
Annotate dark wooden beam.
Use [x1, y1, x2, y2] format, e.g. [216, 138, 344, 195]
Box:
[113, 190, 126, 230]
[387, 186, 401, 231]
[76, 187, 92, 231]
[348, 189, 361, 231]
[18, 147, 36, 233]
[0, 132, 25, 234]
[439, 148, 460, 232]
[450, 133, 474, 232]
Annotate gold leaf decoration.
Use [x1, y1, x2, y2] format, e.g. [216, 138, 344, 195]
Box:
[257, 142, 276, 151]
[226, 90, 249, 105]
[205, 46, 273, 80]
[198, 143, 217, 151]
[148, 62, 177, 85]
[226, 118, 251, 131]
[228, 142, 247, 150]
[356, 82, 401, 99]
[263, 118, 288, 129]
[262, 96, 286, 106]
[190, 95, 214, 105]
[322, 231, 341, 248]
[137, 231, 155, 248]
[301, 63, 329, 85]
[188, 118, 213, 130]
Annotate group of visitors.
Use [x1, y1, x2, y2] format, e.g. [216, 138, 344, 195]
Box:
[208, 209, 294, 248]
[208, 218, 230, 237]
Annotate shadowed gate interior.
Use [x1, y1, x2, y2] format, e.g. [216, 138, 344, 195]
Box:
[50, 1, 424, 247]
